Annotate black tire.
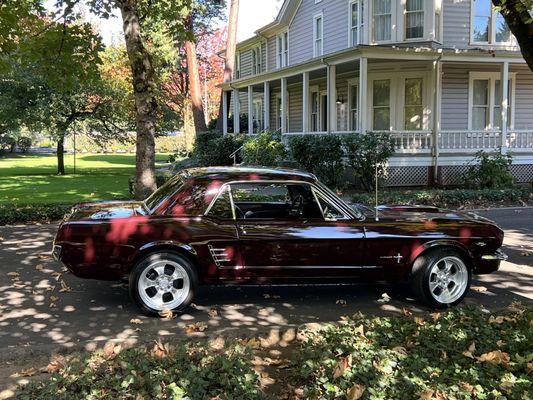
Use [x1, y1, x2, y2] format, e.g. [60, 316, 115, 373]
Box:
[410, 248, 472, 309]
[129, 251, 198, 317]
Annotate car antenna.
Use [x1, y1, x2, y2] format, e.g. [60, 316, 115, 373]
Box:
[375, 162, 379, 222]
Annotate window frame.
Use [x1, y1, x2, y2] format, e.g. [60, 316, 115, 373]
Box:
[252, 45, 263, 75]
[252, 98, 263, 132]
[276, 30, 289, 68]
[347, 78, 359, 131]
[467, 71, 516, 131]
[470, 0, 514, 45]
[235, 51, 241, 79]
[404, 0, 425, 40]
[349, 0, 365, 46]
[275, 92, 290, 132]
[313, 12, 324, 57]
[372, 0, 394, 43]
[403, 77, 425, 131]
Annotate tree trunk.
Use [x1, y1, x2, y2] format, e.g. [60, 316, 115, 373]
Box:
[492, 0, 533, 71]
[57, 135, 65, 175]
[216, 0, 239, 132]
[185, 38, 208, 134]
[118, 0, 157, 200]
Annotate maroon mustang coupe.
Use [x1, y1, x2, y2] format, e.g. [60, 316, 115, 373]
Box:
[53, 167, 506, 316]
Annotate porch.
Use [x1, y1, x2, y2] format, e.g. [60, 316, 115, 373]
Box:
[220, 48, 533, 185]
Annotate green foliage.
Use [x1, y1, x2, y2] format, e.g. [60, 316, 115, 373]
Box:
[343, 132, 396, 191]
[194, 132, 246, 167]
[287, 135, 345, 189]
[463, 151, 515, 189]
[296, 305, 532, 399]
[0, 204, 69, 225]
[351, 187, 532, 209]
[17, 137, 32, 152]
[17, 342, 264, 400]
[241, 131, 287, 167]
[0, 134, 16, 153]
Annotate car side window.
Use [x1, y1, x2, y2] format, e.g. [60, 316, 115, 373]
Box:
[314, 191, 346, 221]
[208, 186, 234, 219]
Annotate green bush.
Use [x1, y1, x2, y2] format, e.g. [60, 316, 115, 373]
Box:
[0, 204, 69, 225]
[17, 136, 32, 152]
[194, 132, 246, 167]
[0, 135, 16, 152]
[241, 131, 286, 167]
[343, 132, 395, 191]
[463, 150, 515, 189]
[296, 305, 532, 399]
[351, 187, 532, 209]
[17, 342, 264, 400]
[288, 135, 345, 189]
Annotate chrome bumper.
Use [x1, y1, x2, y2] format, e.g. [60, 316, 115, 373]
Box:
[481, 249, 508, 261]
[52, 244, 62, 261]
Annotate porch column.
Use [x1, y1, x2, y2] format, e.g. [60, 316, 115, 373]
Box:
[500, 61, 509, 151]
[432, 59, 442, 184]
[327, 65, 337, 133]
[359, 57, 368, 133]
[281, 77, 288, 133]
[302, 72, 310, 133]
[233, 88, 240, 134]
[248, 85, 254, 134]
[264, 81, 270, 131]
[222, 90, 228, 135]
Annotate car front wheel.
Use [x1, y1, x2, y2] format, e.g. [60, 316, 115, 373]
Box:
[410, 248, 471, 309]
[130, 252, 197, 316]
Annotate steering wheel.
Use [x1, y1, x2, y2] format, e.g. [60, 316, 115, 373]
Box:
[288, 195, 304, 218]
[234, 204, 244, 219]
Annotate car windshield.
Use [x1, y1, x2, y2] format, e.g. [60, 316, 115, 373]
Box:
[144, 175, 185, 213]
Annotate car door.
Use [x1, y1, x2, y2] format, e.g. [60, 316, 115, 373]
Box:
[233, 181, 366, 281]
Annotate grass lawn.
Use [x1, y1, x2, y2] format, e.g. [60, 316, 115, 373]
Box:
[0, 153, 170, 205]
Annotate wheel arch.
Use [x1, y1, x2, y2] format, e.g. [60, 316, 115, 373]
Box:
[129, 241, 201, 278]
[407, 240, 474, 276]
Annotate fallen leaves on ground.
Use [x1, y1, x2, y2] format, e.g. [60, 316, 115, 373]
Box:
[159, 309, 175, 319]
[103, 343, 122, 359]
[470, 285, 488, 293]
[59, 280, 72, 292]
[184, 322, 208, 334]
[477, 350, 510, 365]
[7, 272, 19, 278]
[11, 367, 38, 378]
[45, 356, 67, 373]
[151, 340, 172, 359]
[208, 308, 218, 318]
[377, 293, 391, 303]
[462, 342, 476, 359]
[333, 354, 352, 379]
[130, 318, 143, 325]
[346, 384, 366, 400]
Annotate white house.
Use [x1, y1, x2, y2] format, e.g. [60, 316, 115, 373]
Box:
[219, 0, 533, 186]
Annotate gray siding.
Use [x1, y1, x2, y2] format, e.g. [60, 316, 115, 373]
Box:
[267, 36, 277, 71]
[441, 64, 469, 130]
[513, 65, 533, 130]
[442, 0, 470, 49]
[237, 49, 253, 79]
[289, 0, 349, 66]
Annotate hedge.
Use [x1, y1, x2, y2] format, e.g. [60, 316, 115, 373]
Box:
[0, 204, 70, 225]
[351, 187, 532, 209]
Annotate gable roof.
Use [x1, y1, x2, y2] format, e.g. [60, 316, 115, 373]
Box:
[255, 0, 302, 37]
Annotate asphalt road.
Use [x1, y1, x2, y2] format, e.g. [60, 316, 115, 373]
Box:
[1, 207, 532, 390]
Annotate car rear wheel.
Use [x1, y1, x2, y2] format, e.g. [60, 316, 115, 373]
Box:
[410, 248, 471, 309]
[130, 252, 197, 316]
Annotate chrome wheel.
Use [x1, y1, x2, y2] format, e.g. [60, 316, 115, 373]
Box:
[428, 256, 468, 304]
[137, 260, 191, 311]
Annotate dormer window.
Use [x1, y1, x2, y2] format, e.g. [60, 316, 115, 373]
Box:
[277, 31, 289, 68]
[252, 45, 263, 75]
[405, 0, 424, 39]
[471, 0, 512, 44]
[313, 13, 323, 57]
[373, 0, 392, 42]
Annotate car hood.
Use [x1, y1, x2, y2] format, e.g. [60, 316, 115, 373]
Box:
[355, 204, 495, 224]
[67, 201, 147, 221]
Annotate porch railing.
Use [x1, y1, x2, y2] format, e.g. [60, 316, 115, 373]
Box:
[374, 130, 433, 153]
[508, 130, 533, 151]
[439, 130, 502, 152]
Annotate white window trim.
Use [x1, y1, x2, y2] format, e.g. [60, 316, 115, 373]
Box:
[368, 71, 432, 131]
[348, 0, 365, 47]
[276, 30, 289, 69]
[347, 78, 359, 131]
[467, 71, 516, 130]
[403, 0, 425, 41]
[252, 45, 263, 75]
[371, 0, 397, 44]
[275, 92, 290, 132]
[252, 98, 263, 132]
[313, 12, 324, 57]
[235, 51, 241, 79]
[470, 1, 515, 46]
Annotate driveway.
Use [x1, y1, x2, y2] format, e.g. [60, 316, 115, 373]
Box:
[1, 208, 532, 389]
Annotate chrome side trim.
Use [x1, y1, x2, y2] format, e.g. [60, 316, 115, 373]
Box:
[216, 265, 383, 270]
[481, 249, 508, 261]
[208, 245, 231, 266]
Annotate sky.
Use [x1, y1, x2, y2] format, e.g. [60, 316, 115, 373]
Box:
[85, 0, 282, 46]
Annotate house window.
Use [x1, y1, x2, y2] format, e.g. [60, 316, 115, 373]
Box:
[276, 93, 289, 131]
[404, 78, 423, 130]
[252, 99, 263, 132]
[313, 14, 323, 57]
[472, 0, 512, 44]
[469, 72, 514, 130]
[252, 46, 262, 75]
[349, 84, 358, 130]
[405, 0, 424, 39]
[373, 0, 391, 42]
[277, 31, 289, 68]
[311, 91, 319, 132]
[372, 79, 391, 130]
[350, 0, 364, 46]
[235, 52, 241, 79]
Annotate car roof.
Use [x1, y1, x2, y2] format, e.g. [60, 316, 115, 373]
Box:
[181, 166, 318, 184]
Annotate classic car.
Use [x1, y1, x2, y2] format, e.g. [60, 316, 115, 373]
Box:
[53, 167, 507, 316]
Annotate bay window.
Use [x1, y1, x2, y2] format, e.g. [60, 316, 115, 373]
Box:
[373, 0, 392, 42]
[350, 0, 364, 46]
[313, 14, 323, 57]
[372, 79, 391, 130]
[472, 0, 512, 44]
[405, 0, 424, 39]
